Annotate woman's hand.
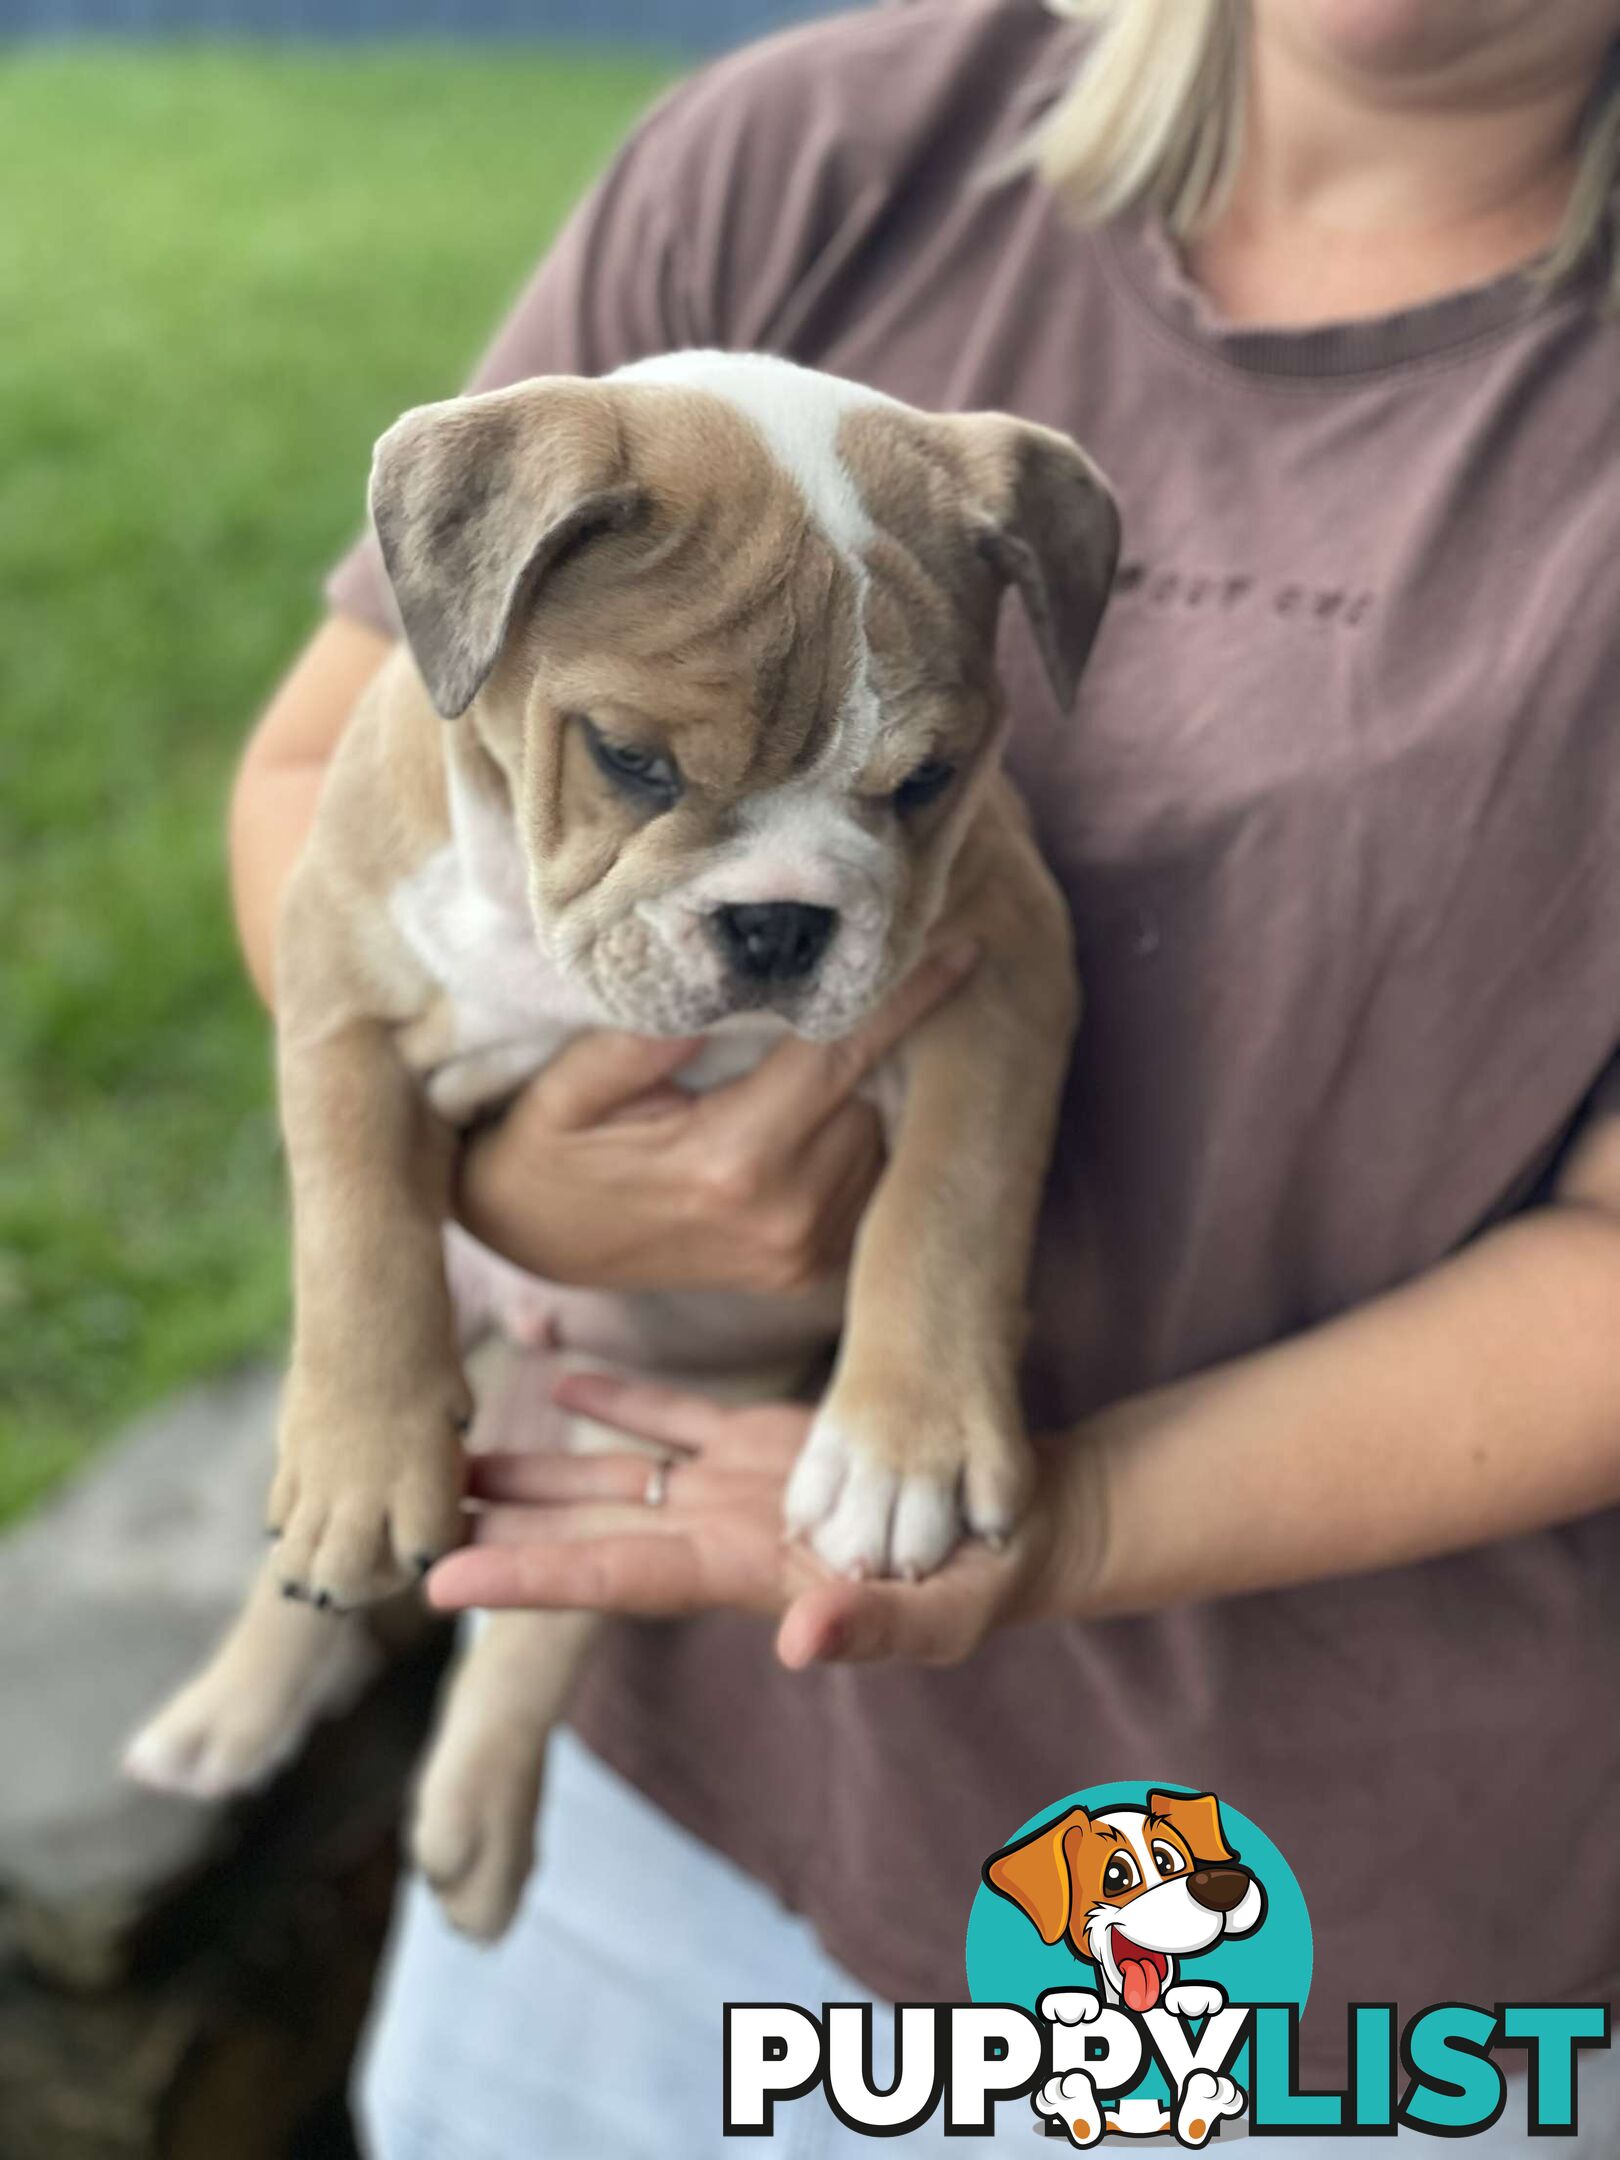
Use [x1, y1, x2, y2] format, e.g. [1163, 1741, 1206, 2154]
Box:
[454, 941, 978, 1296]
[428, 1157, 1620, 1645]
[426, 1370, 1081, 1669]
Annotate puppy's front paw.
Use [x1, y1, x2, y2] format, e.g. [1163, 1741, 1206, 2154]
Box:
[270, 1384, 469, 1607]
[784, 1376, 1032, 1580]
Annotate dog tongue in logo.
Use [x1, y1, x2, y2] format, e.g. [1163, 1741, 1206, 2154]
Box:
[1112, 1934, 1166, 2013]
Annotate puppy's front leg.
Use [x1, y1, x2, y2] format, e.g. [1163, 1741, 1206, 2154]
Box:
[787, 798, 1078, 1579]
[271, 1011, 471, 1607]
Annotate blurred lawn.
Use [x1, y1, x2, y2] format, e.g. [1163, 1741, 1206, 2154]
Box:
[0, 46, 672, 1519]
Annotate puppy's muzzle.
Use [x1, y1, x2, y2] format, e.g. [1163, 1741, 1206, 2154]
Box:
[1187, 1866, 1252, 1914]
[710, 902, 837, 985]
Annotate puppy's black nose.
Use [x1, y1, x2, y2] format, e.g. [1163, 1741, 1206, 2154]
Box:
[711, 902, 837, 984]
[1187, 1866, 1251, 1914]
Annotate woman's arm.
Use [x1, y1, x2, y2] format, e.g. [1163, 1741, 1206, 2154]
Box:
[1072, 1118, 1620, 1619]
[230, 613, 394, 1004]
[430, 1117, 1620, 1666]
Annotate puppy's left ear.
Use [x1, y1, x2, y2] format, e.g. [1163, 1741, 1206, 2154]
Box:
[369, 376, 645, 720]
[1147, 1789, 1236, 1868]
[948, 413, 1120, 711]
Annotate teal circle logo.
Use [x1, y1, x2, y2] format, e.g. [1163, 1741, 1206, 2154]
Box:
[966, 1783, 1311, 2120]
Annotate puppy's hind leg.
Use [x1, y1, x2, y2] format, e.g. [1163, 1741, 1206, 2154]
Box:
[410, 1608, 599, 1943]
[124, 1555, 380, 1800]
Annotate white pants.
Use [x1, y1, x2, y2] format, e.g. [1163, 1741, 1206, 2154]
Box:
[356, 1732, 1618, 2157]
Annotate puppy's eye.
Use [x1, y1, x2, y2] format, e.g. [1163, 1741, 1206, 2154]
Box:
[1102, 1855, 1139, 1898]
[891, 758, 956, 815]
[582, 720, 681, 809]
[1151, 1843, 1185, 1879]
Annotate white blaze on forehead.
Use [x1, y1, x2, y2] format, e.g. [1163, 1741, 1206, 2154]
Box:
[611, 350, 897, 765]
[1097, 1809, 1157, 1879]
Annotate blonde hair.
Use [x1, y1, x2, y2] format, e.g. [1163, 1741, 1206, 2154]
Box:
[1030, 0, 1620, 303]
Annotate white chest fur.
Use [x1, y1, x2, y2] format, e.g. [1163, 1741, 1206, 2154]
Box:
[387, 755, 791, 1124]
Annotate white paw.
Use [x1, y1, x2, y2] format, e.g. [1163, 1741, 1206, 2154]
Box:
[123, 1623, 378, 1800]
[1039, 1988, 1104, 2026]
[784, 1390, 1030, 1581]
[411, 1740, 546, 1944]
[1176, 2069, 1245, 2147]
[1034, 2070, 1104, 2148]
[1163, 1982, 1226, 2022]
[784, 1414, 959, 1578]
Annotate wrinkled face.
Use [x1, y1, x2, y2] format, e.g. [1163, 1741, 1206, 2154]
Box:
[371, 355, 1116, 1040]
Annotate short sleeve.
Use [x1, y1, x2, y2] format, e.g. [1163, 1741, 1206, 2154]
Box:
[1583, 1050, 1620, 1126]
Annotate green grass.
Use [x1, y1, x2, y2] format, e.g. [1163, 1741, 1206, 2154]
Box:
[0, 46, 673, 1519]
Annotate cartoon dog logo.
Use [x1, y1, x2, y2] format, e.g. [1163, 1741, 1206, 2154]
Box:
[983, 1789, 1266, 2145]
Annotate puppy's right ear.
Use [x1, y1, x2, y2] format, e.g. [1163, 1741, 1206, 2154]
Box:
[983, 1806, 1092, 1946]
[369, 378, 644, 720]
[944, 412, 1120, 714]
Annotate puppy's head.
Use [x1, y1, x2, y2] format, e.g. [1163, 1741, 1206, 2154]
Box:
[983, 1790, 1265, 2012]
[371, 352, 1117, 1037]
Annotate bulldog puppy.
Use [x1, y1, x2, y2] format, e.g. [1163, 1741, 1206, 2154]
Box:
[127, 352, 1116, 1939]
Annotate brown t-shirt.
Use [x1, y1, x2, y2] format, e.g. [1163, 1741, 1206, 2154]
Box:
[329, 0, 1620, 2073]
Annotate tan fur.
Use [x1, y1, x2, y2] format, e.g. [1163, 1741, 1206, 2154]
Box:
[129, 355, 1118, 1942]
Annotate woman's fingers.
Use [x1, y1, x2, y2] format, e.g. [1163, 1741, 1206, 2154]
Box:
[548, 1369, 734, 1450]
[471, 1500, 695, 1545]
[706, 938, 980, 1153]
[428, 1531, 709, 1615]
[526, 1029, 704, 1131]
[775, 1567, 993, 1670]
[549, 1372, 809, 1470]
[467, 1450, 690, 1507]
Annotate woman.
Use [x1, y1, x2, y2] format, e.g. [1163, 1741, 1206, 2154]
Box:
[233, 1, 1620, 2149]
